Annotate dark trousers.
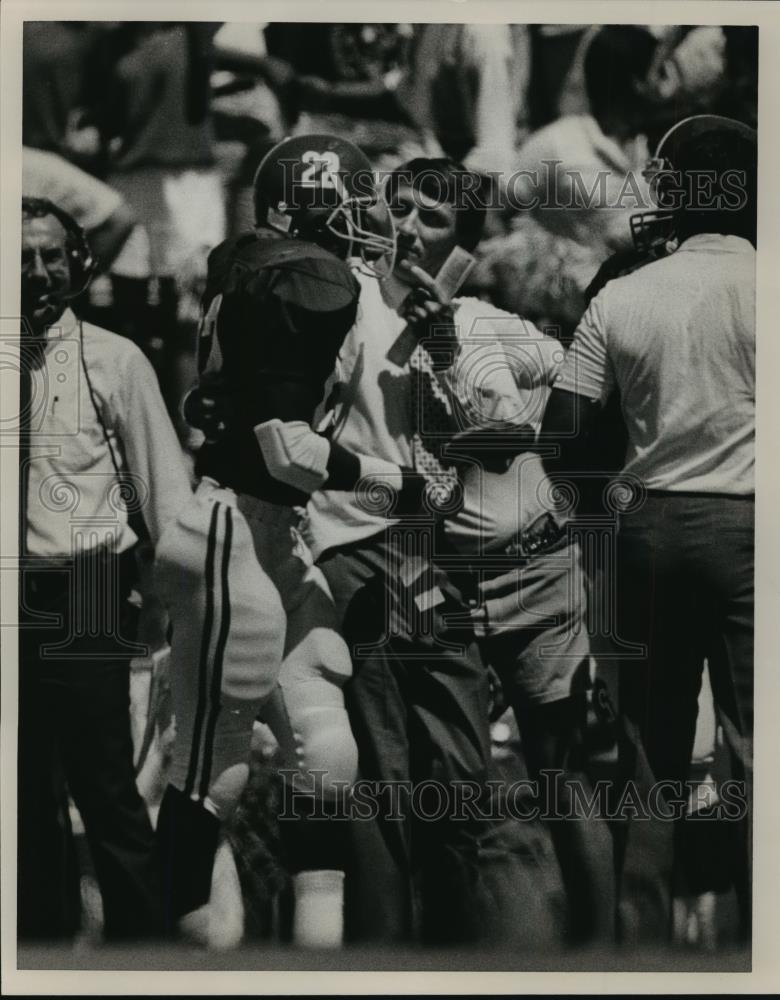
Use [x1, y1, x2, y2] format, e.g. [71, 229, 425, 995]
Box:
[319, 531, 502, 945]
[505, 695, 617, 945]
[612, 492, 754, 943]
[17, 551, 164, 941]
[448, 540, 617, 945]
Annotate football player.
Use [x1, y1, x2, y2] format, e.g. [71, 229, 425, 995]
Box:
[542, 115, 756, 943]
[155, 134, 436, 947]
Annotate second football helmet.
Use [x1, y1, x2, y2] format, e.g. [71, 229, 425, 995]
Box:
[630, 114, 757, 255]
[253, 133, 396, 277]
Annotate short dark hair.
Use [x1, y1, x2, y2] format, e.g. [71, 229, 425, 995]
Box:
[584, 26, 658, 123]
[384, 157, 490, 252]
[22, 196, 83, 255]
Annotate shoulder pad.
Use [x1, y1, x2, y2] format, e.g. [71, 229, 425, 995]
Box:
[206, 233, 359, 313]
[207, 234, 355, 293]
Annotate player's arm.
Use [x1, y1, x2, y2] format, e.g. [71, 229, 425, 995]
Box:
[539, 291, 615, 482]
[255, 258, 451, 508]
[185, 373, 439, 510]
[253, 420, 450, 514]
[540, 389, 603, 479]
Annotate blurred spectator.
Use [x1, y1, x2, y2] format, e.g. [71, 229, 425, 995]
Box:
[211, 22, 288, 236]
[211, 21, 289, 139]
[397, 24, 532, 186]
[22, 146, 135, 273]
[265, 21, 414, 126]
[514, 25, 657, 253]
[526, 25, 592, 128]
[638, 27, 728, 145]
[207, 23, 288, 239]
[22, 22, 103, 170]
[268, 23, 430, 171]
[94, 22, 226, 435]
[641, 25, 757, 135]
[472, 26, 658, 334]
[214, 23, 433, 232]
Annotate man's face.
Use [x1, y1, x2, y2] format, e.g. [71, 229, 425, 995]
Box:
[21, 214, 72, 335]
[389, 180, 458, 284]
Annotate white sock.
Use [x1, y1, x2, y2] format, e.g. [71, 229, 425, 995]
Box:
[292, 869, 345, 949]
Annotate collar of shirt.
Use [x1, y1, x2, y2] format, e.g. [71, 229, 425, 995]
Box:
[43, 306, 79, 346]
[675, 233, 755, 255]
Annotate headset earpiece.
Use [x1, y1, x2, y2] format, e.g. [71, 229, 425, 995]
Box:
[63, 218, 97, 298]
[65, 237, 96, 298]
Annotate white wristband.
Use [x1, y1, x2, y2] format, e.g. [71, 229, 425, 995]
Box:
[253, 419, 330, 493]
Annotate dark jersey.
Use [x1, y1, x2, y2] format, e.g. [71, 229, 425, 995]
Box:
[195, 231, 360, 505]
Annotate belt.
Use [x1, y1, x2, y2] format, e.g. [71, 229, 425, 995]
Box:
[503, 512, 569, 560]
[21, 545, 137, 605]
[462, 515, 570, 633]
[437, 513, 570, 606]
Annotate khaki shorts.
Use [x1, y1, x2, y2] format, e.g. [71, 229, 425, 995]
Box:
[471, 539, 590, 705]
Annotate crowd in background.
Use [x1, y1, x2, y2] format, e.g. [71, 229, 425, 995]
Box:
[22, 21, 758, 430]
[20, 20, 758, 953]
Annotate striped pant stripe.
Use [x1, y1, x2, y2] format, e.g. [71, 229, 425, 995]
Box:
[199, 505, 233, 800]
[183, 502, 230, 800]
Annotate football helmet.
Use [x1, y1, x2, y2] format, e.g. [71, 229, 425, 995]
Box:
[630, 114, 756, 255]
[253, 133, 396, 277]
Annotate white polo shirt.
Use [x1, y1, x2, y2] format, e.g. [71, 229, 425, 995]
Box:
[305, 269, 563, 559]
[23, 309, 192, 559]
[554, 233, 755, 495]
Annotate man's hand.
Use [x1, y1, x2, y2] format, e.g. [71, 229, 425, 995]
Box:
[399, 261, 456, 329]
[399, 261, 460, 371]
[182, 372, 235, 442]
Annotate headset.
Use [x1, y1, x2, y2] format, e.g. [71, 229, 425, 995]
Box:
[21, 196, 98, 299]
[21, 197, 131, 499]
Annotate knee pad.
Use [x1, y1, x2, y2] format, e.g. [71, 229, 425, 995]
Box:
[292, 705, 359, 797]
[261, 689, 358, 798]
[283, 624, 353, 688]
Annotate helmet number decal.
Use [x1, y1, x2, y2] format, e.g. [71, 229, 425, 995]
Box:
[300, 150, 347, 199]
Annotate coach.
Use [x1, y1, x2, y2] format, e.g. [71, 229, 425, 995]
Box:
[541, 116, 756, 942]
[17, 197, 191, 940]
